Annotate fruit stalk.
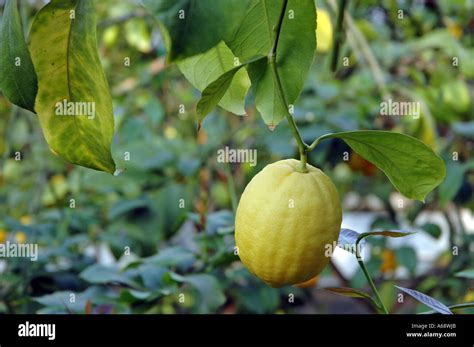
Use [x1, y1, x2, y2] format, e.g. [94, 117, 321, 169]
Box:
[269, 0, 309, 173]
[355, 238, 389, 314]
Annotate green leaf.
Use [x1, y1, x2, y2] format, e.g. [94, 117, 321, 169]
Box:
[0, 0, 38, 112]
[358, 230, 415, 241]
[455, 269, 474, 279]
[143, 0, 251, 61]
[79, 264, 140, 288]
[227, 0, 316, 127]
[438, 161, 465, 205]
[170, 273, 225, 313]
[420, 223, 442, 239]
[196, 55, 265, 124]
[178, 41, 251, 116]
[325, 287, 381, 310]
[394, 285, 452, 315]
[29, 0, 116, 173]
[318, 131, 446, 201]
[395, 247, 417, 275]
[325, 287, 373, 300]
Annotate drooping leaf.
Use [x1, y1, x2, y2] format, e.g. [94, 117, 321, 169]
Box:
[178, 41, 251, 116]
[227, 0, 316, 128]
[337, 228, 366, 255]
[0, 0, 38, 112]
[316, 131, 446, 201]
[29, 0, 116, 173]
[143, 0, 251, 61]
[394, 285, 452, 315]
[196, 55, 265, 123]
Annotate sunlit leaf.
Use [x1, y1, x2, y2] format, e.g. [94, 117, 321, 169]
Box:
[178, 41, 251, 116]
[196, 55, 265, 124]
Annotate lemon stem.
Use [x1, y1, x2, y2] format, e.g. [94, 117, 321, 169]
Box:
[356, 239, 389, 314]
[269, 0, 309, 173]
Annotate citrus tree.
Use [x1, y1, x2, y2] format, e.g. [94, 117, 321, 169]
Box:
[0, 0, 472, 314]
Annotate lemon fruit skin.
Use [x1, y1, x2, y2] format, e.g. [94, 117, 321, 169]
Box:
[235, 159, 342, 287]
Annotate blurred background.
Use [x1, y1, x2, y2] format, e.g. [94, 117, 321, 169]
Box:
[0, 0, 472, 314]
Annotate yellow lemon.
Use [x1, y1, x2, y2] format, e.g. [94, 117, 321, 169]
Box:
[235, 159, 342, 287]
[316, 9, 333, 53]
[20, 215, 32, 225]
[380, 249, 397, 274]
[295, 275, 319, 288]
[0, 229, 7, 243]
[15, 232, 27, 244]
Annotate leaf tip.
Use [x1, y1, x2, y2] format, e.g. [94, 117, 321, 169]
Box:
[113, 168, 125, 177]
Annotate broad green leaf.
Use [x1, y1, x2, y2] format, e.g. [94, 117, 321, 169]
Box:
[29, 0, 116, 173]
[79, 264, 140, 288]
[438, 161, 465, 205]
[394, 285, 452, 315]
[196, 55, 265, 124]
[317, 131, 446, 201]
[455, 269, 474, 279]
[395, 247, 417, 275]
[420, 223, 442, 239]
[143, 0, 251, 61]
[170, 273, 225, 313]
[0, 0, 38, 112]
[178, 41, 251, 116]
[227, 0, 316, 127]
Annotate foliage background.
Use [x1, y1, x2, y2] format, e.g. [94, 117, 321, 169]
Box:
[0, 0, 473, 314]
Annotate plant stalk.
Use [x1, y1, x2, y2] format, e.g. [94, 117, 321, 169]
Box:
[330, 0, 347, 72]
[269, 0, 309, 172]
[356, 245, 389, 314]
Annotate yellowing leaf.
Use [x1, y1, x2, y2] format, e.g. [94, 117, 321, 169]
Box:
[29, 0, 116, 173]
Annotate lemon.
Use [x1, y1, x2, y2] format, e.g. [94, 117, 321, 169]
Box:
[295, 275, 319, 288]
[0, 229, 7, 243]
[316, 9, 333, 53]
[15, 232, 27, 244]
[235, 159, 342, 287]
